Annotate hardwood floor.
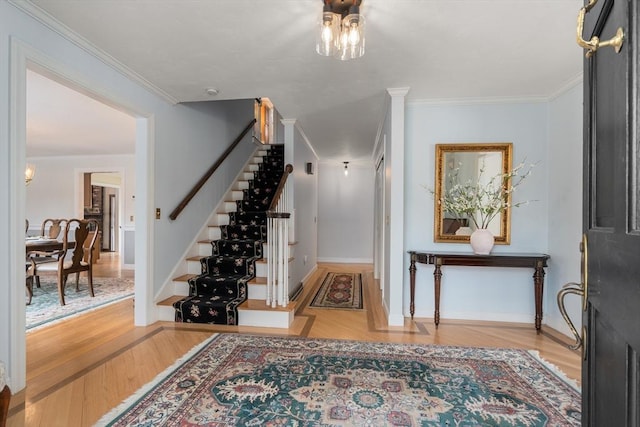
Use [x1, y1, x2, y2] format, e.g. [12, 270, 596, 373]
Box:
[7, 259, 581, 426]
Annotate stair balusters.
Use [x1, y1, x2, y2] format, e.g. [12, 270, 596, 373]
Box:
[266, 164, 293, 308]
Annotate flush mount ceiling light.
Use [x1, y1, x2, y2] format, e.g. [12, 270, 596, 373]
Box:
[206, 87, 219, 96]
[316, 0, 365, 61]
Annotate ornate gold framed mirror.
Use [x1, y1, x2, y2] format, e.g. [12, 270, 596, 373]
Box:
[433, 142, 513, 244]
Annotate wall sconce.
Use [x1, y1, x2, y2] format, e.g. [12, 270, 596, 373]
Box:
[25, 163, 36, 186]
[343, 161, 349, 176]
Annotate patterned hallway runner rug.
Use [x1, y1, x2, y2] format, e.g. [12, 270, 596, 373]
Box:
[26, 276, 134, 331]
[310, 272, 363, 310]
[96, 334, 581, 426]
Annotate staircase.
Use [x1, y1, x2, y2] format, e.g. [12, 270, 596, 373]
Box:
[158, 144, 296, 328]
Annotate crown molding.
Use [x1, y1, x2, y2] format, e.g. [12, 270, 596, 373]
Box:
[387, 87, 410, 97]
[9, 0, 179, 105]
[548, 72, 583, 100]
[280, 118, 320, 160]
[408, 95, 549, 107]
[408, 74, 584, 107]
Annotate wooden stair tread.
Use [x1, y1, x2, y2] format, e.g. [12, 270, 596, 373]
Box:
[248, 276, 267, 285]
[187, 255, 203, 261]
[173, 273, 197, 282]
[158, 295, 185, 306]
[239, 299, 297, 311]
[255, 257, 294, 264]
[197, 239, 213, 244]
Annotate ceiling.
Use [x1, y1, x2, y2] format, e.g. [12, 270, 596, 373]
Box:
[23, 0, 583, 162]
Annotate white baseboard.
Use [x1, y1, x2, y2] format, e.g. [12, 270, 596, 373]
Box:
[409, 309, 535, 325]
[317, 257, 373, 264]
[300, 264, 318, 286]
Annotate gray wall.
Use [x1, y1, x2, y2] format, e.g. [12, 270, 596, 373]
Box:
[290, 124, 319, 289]
[545, 83, 583, 336]
[0, 2, 255, 389]
[317, 162, 374, 262]
[404, 101, 550, 322]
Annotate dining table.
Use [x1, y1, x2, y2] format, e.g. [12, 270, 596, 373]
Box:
[25, 236, 75, 253]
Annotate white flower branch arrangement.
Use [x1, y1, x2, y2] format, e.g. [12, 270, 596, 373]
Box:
[432, 160, 537, 230]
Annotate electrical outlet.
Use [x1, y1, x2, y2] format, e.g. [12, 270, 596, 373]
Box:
[130, 215, 134, 221]
[155, 208, 161, 219]
[304, 255, 308, 265]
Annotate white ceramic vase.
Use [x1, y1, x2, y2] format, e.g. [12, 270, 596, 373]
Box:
[470, 228, 494, 255]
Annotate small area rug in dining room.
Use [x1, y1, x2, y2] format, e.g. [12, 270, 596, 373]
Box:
[26, 276, 134, 331]
[310, 271, 363, 310]
[96, 333, 581, 426]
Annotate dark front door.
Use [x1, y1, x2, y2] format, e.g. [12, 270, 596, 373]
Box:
[582, 0, 639, 425]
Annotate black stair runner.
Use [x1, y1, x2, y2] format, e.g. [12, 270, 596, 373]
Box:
[173, 145, 284, 324]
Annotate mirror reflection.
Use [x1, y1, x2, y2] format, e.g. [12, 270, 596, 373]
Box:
[433, 143, 512, 244]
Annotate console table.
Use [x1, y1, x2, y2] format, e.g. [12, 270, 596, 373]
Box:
[408, 251, 550, 332]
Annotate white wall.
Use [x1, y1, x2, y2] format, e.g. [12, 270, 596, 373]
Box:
[290, 123, 318, 289]
[404, 101, 550, 323]
[25, 155, 135, 233]
[317, 161, 374, 263]
[153, 99, 255, 287]
[545, 82, 583, 337]
[0, 2, 255, 391]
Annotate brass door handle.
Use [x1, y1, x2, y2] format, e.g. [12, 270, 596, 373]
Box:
[580, 233, 588, 312]
[557, 282, 584, 350]
[577, 0, 624, 58]
[556, 234, 588, 350]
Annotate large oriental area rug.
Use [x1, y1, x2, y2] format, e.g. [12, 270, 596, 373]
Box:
[26, 276, 134, 331]
[310, 272, 363, 310]
[97, 334, 580, 426]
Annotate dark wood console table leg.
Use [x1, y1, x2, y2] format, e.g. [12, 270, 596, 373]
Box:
[533, 261, 545, 334]
[433, 260, 442, 328]
[0, 385, 10, 427]
[409, 254, 416, 318]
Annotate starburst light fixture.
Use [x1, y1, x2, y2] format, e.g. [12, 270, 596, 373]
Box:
[316, 0, 365, 60]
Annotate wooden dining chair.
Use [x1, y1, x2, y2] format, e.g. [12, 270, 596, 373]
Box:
[25, 259, 35, 305]
[33, 218, 100, 306]
[30, 218, 67, 288]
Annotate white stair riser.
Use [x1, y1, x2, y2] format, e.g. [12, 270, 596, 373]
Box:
[198, 242, 212, 256]
[188, 259, 202, 275]
[208, 227, 222, 240]
[174, 281, 190, 295]
[252, 157, 263, 163]
[238, 308, 293, 328]
[158, 305, 176, 322]
[255, 258, 293, 276]
[216, 214, 230, 225]
[235, 181, 249, 190]
[247, 164, 260, 172]
[248, 283, 267, 300]
[223, 201, 237, 212]
[242, 172, 254, 180]
[260, 243, 295, 260]
[231, 190, 244, 200]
